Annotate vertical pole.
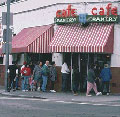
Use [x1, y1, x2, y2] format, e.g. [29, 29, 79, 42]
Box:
[94, 54, 97, 63]
[78, 53, 80, 72]
[87, 54, 89, 75]
[4, 0, 10, 92]
[71, 53, 72, 90]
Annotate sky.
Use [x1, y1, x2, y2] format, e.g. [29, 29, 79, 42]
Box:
[0, 0, 7, 4]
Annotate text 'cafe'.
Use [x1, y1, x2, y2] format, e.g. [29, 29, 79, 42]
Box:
[54, 3, 119, 24]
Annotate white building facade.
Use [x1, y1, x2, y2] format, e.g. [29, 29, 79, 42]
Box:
[0, 0, 120, 92]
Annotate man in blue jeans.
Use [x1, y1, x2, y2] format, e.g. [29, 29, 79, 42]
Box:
[41, 61, 50, 92]
[100, 63, 112, 95]
[21, 64, 31, 91]
[20, 61, 27, 91]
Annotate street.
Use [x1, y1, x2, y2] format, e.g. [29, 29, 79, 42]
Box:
[0, 94, 120, 117]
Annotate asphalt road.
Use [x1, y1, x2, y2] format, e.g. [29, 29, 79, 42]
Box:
[0, 95, 120, 117]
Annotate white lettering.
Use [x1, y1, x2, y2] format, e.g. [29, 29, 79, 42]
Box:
[113, 17, 117, 21]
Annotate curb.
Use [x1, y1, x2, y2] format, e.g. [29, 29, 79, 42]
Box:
[0, 91, 47, 99]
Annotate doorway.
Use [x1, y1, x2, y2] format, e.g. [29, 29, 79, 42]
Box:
[62, 53, 111, 92]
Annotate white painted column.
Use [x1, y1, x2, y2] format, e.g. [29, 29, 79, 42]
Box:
[52, 53, 63, 66]
[111, 24, 120, 67]
[18, 54, 24, 65]
[3, 54, 12, 65]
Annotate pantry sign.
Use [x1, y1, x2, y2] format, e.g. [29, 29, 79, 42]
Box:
[54, 4, 119, 24]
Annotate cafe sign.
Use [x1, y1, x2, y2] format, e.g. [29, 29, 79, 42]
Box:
[55, 3, 119, 24]
[86, 15, 118, 23]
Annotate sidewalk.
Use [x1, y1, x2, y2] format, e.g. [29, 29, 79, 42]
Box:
[0, 86, 120, 103]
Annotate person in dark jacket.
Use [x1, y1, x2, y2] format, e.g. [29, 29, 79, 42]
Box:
[8, 61, 18, 91]
[94, 63, 101, 92]
[33, 61, 42, 91]
[49, 61, 57, 93]
[86, 64, 102, 96]
[72, 65, 80, 96]
[41, 61, 50, 92]
[15, 64, 20, 90]
[100, 64, 112, 95]
[29, 61, 34, 75]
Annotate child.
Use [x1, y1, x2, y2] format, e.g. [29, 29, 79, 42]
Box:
[29, 77, 35, 91]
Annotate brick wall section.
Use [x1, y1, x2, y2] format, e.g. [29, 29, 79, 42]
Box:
[110, 67, 120, 93]
[0, 65, 5, 86]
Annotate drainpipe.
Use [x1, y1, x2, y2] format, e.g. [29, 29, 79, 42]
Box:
[71, 53, 73, 91]
[78, 53, 80, 72]
[87, 54, 89, 75]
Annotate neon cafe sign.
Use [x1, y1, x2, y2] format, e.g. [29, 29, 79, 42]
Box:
[54, 3, 119, 24]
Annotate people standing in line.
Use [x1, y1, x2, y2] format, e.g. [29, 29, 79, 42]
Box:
[15, 63, 20, 90]
[49, 61, 57, 93]
[72, 65, 80, 96]
[33, 61, 43, 91]
[94, 63, 101, 92]
[86, 64, 102, 96]
[61, 61, 70, 92]
[100, 63, 112, 95]
[21, 64, 31, 91]
[21, 61, 27, 91]
[8, 61, 18, 92]
[41, 61, 50, 92]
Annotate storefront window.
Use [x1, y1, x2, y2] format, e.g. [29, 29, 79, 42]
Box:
[62, 53, 111, 92]
[12, 53, 21, 63]
[63, 53, 71, 66]
[97, 54, 111, 68]
[0, 57, 3, 64]
[26, 53, 52, 65]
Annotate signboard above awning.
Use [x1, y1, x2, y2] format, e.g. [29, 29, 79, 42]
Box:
[54, 4, 119, 25]
[86, 15, 119, 23]
[55, 15, 119, 24]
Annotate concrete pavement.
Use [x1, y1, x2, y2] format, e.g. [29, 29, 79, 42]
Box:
[0, 85, 120, 103]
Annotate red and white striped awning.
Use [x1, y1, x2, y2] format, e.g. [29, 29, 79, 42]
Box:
[49, 23, 114, 53]
[12, 24, 54, 53]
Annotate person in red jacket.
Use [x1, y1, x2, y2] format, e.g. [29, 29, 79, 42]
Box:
[21, 64, 31, 91]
